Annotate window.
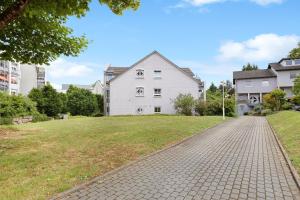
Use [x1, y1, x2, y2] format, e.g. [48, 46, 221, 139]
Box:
[136, 69, 144, 79]
[295, 59, 300, 65]
[154, 70, 162, 79]
[262, 80, 269, 87]
[290, 72, 298, 79]
[154, 107, 161, 113]
[286, 60, 293, 65]
[137, 107, 143, 114]
[154, 88, 161, 97]
[136, 87, 144, 97]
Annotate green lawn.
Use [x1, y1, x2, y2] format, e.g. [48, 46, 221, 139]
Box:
[0, 115, 224, 200]
[267, 111, 300, 174]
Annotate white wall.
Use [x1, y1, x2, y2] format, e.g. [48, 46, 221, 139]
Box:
[236, 77, 277, 94]
[19, 64, 37, 95]
[109, 53, 199, 115]
[276, 70, 300, 87]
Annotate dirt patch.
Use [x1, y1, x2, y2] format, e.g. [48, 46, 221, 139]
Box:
[0, 128, 21, 139]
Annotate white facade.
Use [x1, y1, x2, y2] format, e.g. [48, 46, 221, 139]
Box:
[104, 51, 204, 116]
[0, 60, 45, 95]
[61, 80, 103, 95]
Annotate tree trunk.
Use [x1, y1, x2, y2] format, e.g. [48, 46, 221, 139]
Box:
[0, 0, 31, 30]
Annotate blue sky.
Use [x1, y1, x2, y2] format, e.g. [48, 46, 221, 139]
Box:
[47, 0, 300, 89]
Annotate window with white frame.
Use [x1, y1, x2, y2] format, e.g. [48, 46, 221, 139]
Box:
[154, 107, 161, 113]
[262, 80, 269, 87]
[154, 70, 162, 79]
[136, 69, 144, 79]
[286, 60, 293, 65]
[154, 88, 161, 97]
[295, 59, 300, 65]
[137, 107, 143, 114]
[136, 87, 144, 97]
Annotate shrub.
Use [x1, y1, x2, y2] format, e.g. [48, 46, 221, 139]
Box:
[292, 95, 300, 105]
[174, 94, 195, 116]
[263, 89, 286, 111]
[261, 109, 273, 116]
[28, 84, 63, 117]
[32, 113, 50, 123]
[67, 85, 99, 116]
[0, 92, 38, 118]
[195, 101, 207, 116]
[0, 117, 13, 125]
[282, 102, 293, 110]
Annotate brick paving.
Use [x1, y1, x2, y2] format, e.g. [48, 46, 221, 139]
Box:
[53, 117, 300, 200]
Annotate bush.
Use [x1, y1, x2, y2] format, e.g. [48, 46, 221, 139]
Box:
[282, 102, 293, 110]
[292, 95, 300, 105]
[0, 117, 13, 125]
[261, 109, 273, 116]
[0, 92, 38, 118]
[263, 89, 286, 111]
[28, 84, 63, 117]
[67, 85, 99, 116]
[32, 113, 50, 123]
[195, 101, 207, 116]
[174, 94, 195, 116]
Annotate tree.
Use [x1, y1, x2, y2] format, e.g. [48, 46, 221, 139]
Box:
[28, 84, 63, 116]
[263, 89, 286, 111]
[66, 85, 98, 116]
[174, 94, 195, 116]
[242, 63, 258, 71]
[218, 80, 235, 96]
[289, 43, 300, 59]
[208, 83, 218, 93]
[95, 94, 104, 115]
[0, 0, 140, 64]
[293, 75, 300, 96]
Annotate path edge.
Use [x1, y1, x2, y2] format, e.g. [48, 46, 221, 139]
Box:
[51, 118, 233, 199]
[267, 118, 300, 189]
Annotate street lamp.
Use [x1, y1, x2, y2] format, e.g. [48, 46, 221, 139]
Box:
[221, 81, 225, 120]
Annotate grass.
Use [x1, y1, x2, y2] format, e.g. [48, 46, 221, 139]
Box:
[267, 111, 300, 174]
[0, 115, 224, 200]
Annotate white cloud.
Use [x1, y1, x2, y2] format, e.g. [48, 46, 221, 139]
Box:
[184, 0, 225, 6]
[217, 34, 300, 63]
[47, 58, 93, 79]
[250, 0, 283, 6]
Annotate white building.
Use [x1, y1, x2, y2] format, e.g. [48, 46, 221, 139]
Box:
[61, 80, 103, 95]
[0, 61, 45, 95]
[103, 51, 204, 116]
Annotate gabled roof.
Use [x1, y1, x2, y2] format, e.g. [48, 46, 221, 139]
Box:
[268, 62, 300, 71]
[233, 69, 276, 83]
[106, 51, 201, 84]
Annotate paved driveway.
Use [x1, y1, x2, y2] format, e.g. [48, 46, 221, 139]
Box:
[54, 117, 300, 200]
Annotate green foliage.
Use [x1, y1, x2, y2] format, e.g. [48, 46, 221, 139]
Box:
[195, 100, 207, 116]
[242, 63, 258, 71]
[174, 94, 195, 116]
[58, 92, 68, 114]
[32, 113, 50, 123]
[289, 42, 300, 59]
[292, 95, 300, 105]
[261, 109, 273, 116]
[0, 92, 38, 118]
[217, 80, 235, 96]
[263, 89, 286, 111]
[0, 117, 13, 125]
[66, 85, 98, 116]
[282, 102, 293, 110]
[95, 94, 104, 116]
[28, 84, 63, 117]
[208, 83, 218, 93]
[0, 0, 140, 64]
[293, 76, 300, 96]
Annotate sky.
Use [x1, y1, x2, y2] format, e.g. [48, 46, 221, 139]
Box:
[46, 0, 300, 90]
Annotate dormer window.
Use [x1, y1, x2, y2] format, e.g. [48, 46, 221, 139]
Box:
[285, 60, 293, 65]
[295, 59, 300, 65]
[136, 69, 144, 79]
